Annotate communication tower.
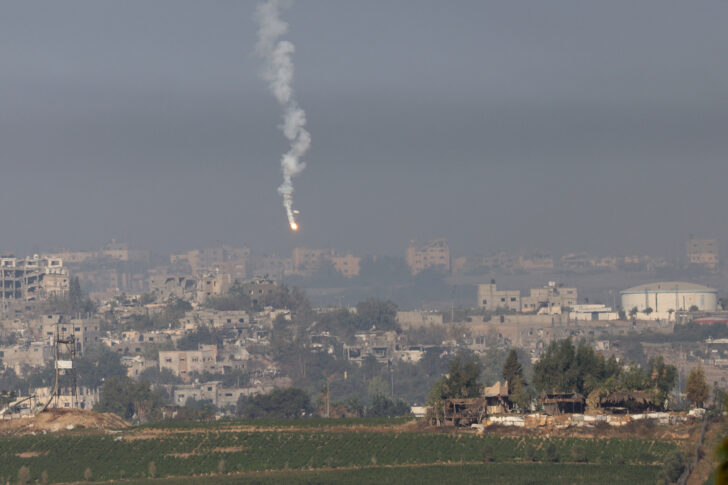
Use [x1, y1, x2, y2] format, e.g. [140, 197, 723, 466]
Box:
[41, 320, 78, 410]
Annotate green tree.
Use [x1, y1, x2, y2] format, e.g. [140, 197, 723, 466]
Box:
[426, 353, 482, 424]
[174, 398, 216, 421]
[533, 339, 621, 395]
[442, 352, 482, 398]
[502, 349, 524, 385]
[368, 376, 389, 398]
[686, 365, 710, 408]
[355, 298, 399, 332]
[502, 349, 530, 410]
[344, 397, 364, 417]
[365, 394, 410, 418]
[68, 277, 83, 313]
[96, 377, 164, 422]
[75, 345, 127, 389]
[237, 388, 312, 419]
[647, 356, 678, 407]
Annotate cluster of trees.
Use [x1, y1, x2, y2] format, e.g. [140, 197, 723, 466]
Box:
[425, 338, 685, 416]
[237, 388, 312, 419]
[95, 376, 164, 422]
[533, 339, 678, 407]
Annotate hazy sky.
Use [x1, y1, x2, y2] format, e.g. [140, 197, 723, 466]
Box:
[1, 1, 726, 258]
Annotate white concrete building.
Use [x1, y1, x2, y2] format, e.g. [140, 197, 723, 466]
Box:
[620, 281, 718, 321]
[569, 304, 620, 322]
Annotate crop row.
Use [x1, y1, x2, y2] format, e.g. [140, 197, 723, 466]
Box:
[0, 431, 678, 483]
[142, 416, 414, 430]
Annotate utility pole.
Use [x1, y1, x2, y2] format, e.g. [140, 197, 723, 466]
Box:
[390, 360, 394, 398]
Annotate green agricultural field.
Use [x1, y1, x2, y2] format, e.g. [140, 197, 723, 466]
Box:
[0, 420, 679, 484]
[116, 463, 663, 485]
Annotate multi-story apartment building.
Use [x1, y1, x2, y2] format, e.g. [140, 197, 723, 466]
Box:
[195, 273, 233, 303]
[42, 318, 101, 354]
[520, 283, 577, 314]
[0, 255, 69, 303]
[173, 380, 283, 409]
[121, 355, 158, 378]
[159, 344, 219, 382]
[250, 256, 294, 279]
[343, 331, 398, 365]
[477, 281, 521, 312]
[0, 341, 51, 374]
[405, 239, 450, 275]
[34, 386, 99, 410]
[516, 253, 554, 271]
[329, 254, 361, 278]
[100, 239, 150, 263]
[477, 281, 577, 314]
[170, 246, 250, 273]
[291, 248, 361, 277]
[148, 274, 197, 302]
[686, 238, 719, 269]
[291, 248, 333, 274]
[180, 309, 250, 330]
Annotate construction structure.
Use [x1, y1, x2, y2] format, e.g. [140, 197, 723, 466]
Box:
[1, 255, 69, 306]
[2, 319, 79, 417]
[42, 319, 78, 410]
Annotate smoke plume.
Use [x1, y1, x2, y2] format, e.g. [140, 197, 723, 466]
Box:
[255, 0, 310, 229]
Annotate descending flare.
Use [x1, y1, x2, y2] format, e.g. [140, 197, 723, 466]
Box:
[255, 0, 310, 230]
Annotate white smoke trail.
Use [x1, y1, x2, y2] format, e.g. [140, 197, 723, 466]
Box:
[255, 0, 310, 230]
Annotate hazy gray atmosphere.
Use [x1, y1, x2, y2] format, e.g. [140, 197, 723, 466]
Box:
[3, 3, 728, 479]
[1, 1, 727, 257]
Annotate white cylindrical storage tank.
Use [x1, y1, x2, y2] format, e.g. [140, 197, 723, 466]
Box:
[620, 281, 718, 320]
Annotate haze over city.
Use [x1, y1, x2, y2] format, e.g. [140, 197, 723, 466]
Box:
[3, 3, 728, 484]
[1, 1, 727, 257]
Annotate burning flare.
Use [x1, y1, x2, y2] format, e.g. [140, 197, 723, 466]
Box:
[255, 0, 309, 230]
